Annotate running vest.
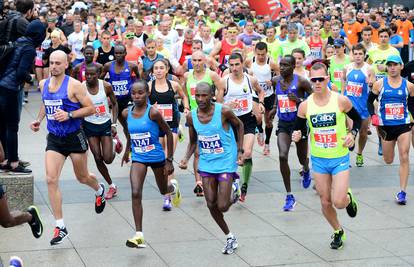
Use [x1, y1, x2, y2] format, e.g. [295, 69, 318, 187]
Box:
[77, 62, 97, 82]
[224, 74, 254, 117]
[96, 46, 115, 65]
[108, 61, 133, 99]
[149, 80, 179, 128]
[202, 37, 215, 56]
[329, 55, 350, 93]
[275, 75, 299, 122]
[308, 37, 323, 60]
[128, 104, 165, 163]
[378, 77, 410, 126]
[306, 92, 348, 158]
[186, 69, 214, 110]
[83, 80, 111, 124]
[251, 57, 273, 98]
[193, 103, 238, 173]
[344, 63, 370, 116]
[42, 75, 81, 137]
[219, 39, 244, 66]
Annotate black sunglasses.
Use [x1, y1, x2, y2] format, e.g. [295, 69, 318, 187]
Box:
[310, 76, 327, 83]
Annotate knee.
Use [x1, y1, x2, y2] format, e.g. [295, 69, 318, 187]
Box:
[46, 175, 59, 187]
[93, 153, 104, 163]
[383, 156, 393, 164]
[320, 197, 333, 210]
[399, 152, 409, 164]
[103, 154, 114, 164]
[76, 174, 90, 184]
[131, 189, 143, 201]
[217, 202, 230, 212]
[279, 154, 288, 163]
[206, 201, 217, 210]
[333, 196, 348, 209]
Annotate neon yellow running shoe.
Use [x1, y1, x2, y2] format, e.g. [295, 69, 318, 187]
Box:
[126, 235, 146, 248]
[171, 179, 182, 207]
[330, 229, 346, 249]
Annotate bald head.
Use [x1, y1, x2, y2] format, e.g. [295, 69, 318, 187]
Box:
[195, 82, 212, 95]
[50, 50, 68, 63]
[192, 50, 205, 59]
[49, 50, 69, 77]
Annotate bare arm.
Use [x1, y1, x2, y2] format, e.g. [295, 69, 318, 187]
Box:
[215, 77, 226, 103]
[104, 81, 118, 124]
[222, 105, 244, 164]
[70, 80, 95, 118]
[181, 112, 198, 163]
[100, 63, 110, 79]
[173, 81, 190, 111]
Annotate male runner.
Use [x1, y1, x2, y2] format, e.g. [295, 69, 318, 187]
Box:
[72, 45, 103, 82]
[30, 51, 106, 245]
[292, 62, 360, 249]
[216, 52, 265, 202]
[268, 55, 313, 211]
[179, 82, 244, 254]
[342, 43, 375, 167]
[368, 55, 414, 205]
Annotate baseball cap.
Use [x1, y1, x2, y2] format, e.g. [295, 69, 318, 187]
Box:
[333, 38, 345, 47]
[175, 24, 185, 30]
[386, 54, 403, 65]
[197, 10, 205, 16]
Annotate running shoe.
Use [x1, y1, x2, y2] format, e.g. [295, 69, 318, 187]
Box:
[378, 141, 383, 156]
[263, 144, 270, 156]
[163, 195, 172, 211]
[239, 183, 248, 202]
[257, 132, 264, 146]
[283, 194, 296, 211]
[346, 188, 358, 218]
[193, 182, 204, 197]
[126, 235, 146, 248]
[50, 227, 68, 245]
[24, 96, 28, 103]
[95, 183, 106, 214]
[9, 256, 23, 267]
[302, 170, 311, 189]
[113, 135, 123, 154]
[231, 179, 241, 204]
[171, 179, 182, 207]
[330, 229, 346, 249]
[27, 205, 43, 238]
[356, 154, 364, 167]
[396, 191, 407, 205]
[178, 125, 185, 142]
[19, 160, 30, 167]
[104, 185, 118, 200]
[222, 235, 238, 254]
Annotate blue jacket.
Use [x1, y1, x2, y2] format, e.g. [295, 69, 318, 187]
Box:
[0, 20, 46, 91]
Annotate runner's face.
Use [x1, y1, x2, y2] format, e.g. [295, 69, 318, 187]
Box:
[266, 28, 275, 38]
[229, 58, 242, 75]
[352, 50, 365, 64]
[84, 49, 94, 62]
[227, 27, 238, 40]
[379, 32, 390, 45]
[131, 84, 148, 105]
[312, 27, 319, 37]
[331, 26, 340, 36]
[386, 62, 402, 77]
[279, 58, 294, 77]
[292, 53, 304, 68]
[255, 49, 267, 63]
[309, 68, 328, 93]
[246, 22, 254, 33]
[362, 31, 372, 42]
[49, 57, 67, 76]
[153, 61, 167, 79]
[85, 68, 98, 84]
[195, 88, 211, 109]
[192, 43, 202, 52]
[101, 34, 111, 45]
[146, 43, 156, 55]
[114, 47, 126, 61]
[288, 30, 298, 42]
[192, 54, 204, 71]
[325, 47, 334, 58]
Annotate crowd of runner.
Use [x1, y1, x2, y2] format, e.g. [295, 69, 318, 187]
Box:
[1, 0, 414, 260]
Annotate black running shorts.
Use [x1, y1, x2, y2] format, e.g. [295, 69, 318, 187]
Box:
[46, 129, 89, 157]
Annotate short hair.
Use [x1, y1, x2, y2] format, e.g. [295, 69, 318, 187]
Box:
[15, 0, 34, 14]
[192, 39, 203, 48]
[291, 48, 305, 58]
[227, 22, 238, 29]
[310, 62, 328, 75]
[101, 30, 111, 37]
[145, 38, 156, 46]
[389, 23, 398, 33]
[114, 43, 126, 52]
[362, 26, 372, 33]
[280, 24, 288, 30]
[255, 41, 268, 51]
[283, 55, 296, 66]
[84, 45, 94, 52]
[287, 23, 298, 32]
[229, 52, 243, 63]
[378, 27, 391, 37]
[352, 43, 366, 54]
[133, 80, 150, 92]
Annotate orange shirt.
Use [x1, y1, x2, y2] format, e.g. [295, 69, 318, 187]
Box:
[344, 22, 363, 45]
[126, 46, 144, 64]
[396, 20, 414, 45]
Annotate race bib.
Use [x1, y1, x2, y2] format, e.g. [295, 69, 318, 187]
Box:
[278, 95, 297, 113]
[310, 47, 322, 58]
[231, 98, 249, 113]
[198, 134, 224, 154]
[346, 81, 363, 97]
[112, 80, 129, 96]
[259, 82, 272, 92]
[44, 99, 63, 120]
[94, 102, 107, 117]
[375, 73, 386, 81]
[36, 50, 44, 59]
[385, 103, 404, 120]
[313, 128, 337, 148]
[190, 86, 196, 100]
[131, 132, 155, 153]
[157, 104, 173, 122]
[333, 70, 343, 82]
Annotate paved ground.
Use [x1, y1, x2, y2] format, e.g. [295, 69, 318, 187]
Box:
[2, 91, 414, 266]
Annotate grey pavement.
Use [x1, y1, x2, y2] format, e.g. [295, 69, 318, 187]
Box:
[2, 91, 414, 266]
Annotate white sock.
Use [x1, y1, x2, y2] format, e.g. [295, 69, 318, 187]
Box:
[110, 183, 116, 189]
[227, 232, 234, 239]
[96, 184, 103, 196]
[56, 219, 65, 229]
[135, 231, 143, 238]
[170, 179, 177, 195]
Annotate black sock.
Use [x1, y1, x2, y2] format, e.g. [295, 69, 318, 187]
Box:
[257, 122, 263, 133]
[265, 126, 273, 144]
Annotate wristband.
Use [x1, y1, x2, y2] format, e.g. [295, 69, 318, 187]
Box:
[111, 123, 118, 127]
[166, 157, 174, 162]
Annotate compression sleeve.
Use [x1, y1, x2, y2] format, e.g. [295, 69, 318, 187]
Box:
[294, 116, 307, 137]
[367, 91, 378, 116]
[346, 107, 362, 133]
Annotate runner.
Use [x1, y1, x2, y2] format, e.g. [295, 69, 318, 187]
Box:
[179, 82, 244, 254]
[216, 52, 265, 202]
[368, 55, 414, 205]
[101, 44, 140, 150]
[149, 59, 189, 210]
[72, 46, 103, 82]
[292, 62, 360, 249]
[141, 38, 165, 81]
[329, 39, 350, 94]
[307, 23, 324, 62]
[342, 43, 375, 167]
[245, 42, 279, 155]
[183, 51, 222, 196]
[83, 64, 120, 199]
[30, 50, 106, 245]
[268, 55, 313, 211]
[292, 48, 309, 79]
[121, 80, 181, 248]
[95, 31, 115, 66]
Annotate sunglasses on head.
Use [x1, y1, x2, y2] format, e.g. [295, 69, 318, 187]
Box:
[310, 76, 327, 83]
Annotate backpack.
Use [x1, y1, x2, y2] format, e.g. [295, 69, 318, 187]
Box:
[0, 14, 18, 65]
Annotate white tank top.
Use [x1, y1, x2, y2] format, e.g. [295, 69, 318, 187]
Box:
[84, 80, 111, 124]
[251, 57, 273, 98]
[224, 74, 253, 116]
[202, 37, 215, 56]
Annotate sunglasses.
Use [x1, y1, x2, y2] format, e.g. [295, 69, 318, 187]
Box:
[310, 76, 328, 83]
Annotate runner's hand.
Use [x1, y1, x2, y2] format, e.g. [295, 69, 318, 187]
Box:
[237, 152, 244, 166]
[165, 160, 174, 175]
[225, 100, 238, 109]
[342, 133, 355, 148]
[268, 107, 276, 121]
[111, 126, 117, 137]
[121, 151, 130, 166]
[258, 103, 265, 114]
[178, 159, 188, 169]
[288, 93, 300, 103]
[54, 109, 69, 122]
[30, 120, 41, 132]
[371, 114, 379, 126]
[265, 80, 272, 87]
[292, 130, 302, 142]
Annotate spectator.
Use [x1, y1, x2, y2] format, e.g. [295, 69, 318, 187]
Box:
[389, 23, 404, 53]
[396, 7, 414, 63]
[60, 11, 74, 38]
[0, 19, 46, 173]
[5, 0, 35, 42]
[67, 20, 84, 67]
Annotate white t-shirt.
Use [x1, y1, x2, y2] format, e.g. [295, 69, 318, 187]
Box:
[154, 30, 178, 52]
[68, 31, 85, 60]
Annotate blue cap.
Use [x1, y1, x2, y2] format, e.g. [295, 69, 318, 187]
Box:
[333, 38, 345, 47]
[386, 55, 403, 65]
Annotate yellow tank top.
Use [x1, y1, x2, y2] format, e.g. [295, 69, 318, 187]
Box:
[306, 91, 348, 158]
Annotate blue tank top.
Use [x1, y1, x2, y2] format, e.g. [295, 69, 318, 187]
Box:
[128, 104, 165, 163]
[378, 77, 410, 126]
[42, 75, 81, 137]
[275, 75, 299, 122]
[109, 61, 133, 99]
[187, 58, 193, 71]
[193, 104, 238, 173]
[344, 68, 369, 114]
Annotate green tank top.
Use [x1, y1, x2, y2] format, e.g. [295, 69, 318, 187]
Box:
[186, 69, 213, 110]
[306, 91, 348, 158]
[329, 55, 350, 93]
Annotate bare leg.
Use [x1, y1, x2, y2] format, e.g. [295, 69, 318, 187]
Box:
[45, 151, 66, 220]
[0, 195, 32, 228]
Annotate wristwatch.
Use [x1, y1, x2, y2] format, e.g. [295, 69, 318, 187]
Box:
[166, 157, 174, 162]
[238, 148, 244, 154]
[68, 111, 73, 119]
[350, 129, 358, 138]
